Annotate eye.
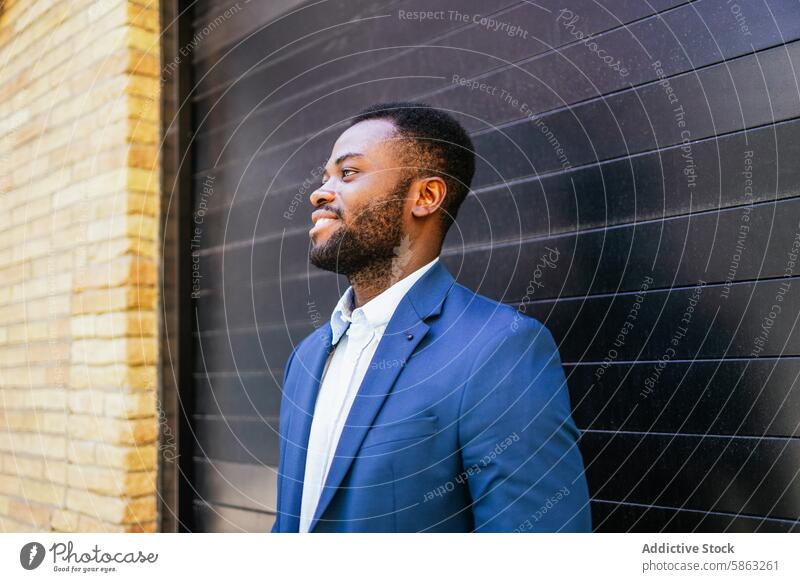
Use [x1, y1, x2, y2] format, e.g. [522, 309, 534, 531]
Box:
[342, 168, 358, 178]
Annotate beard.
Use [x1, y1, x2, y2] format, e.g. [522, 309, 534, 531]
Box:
[309, 175, 412, 277]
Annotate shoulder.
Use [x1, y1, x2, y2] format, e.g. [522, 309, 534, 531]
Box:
[439, 283, 563, 376]
[444, 282, 549, 342]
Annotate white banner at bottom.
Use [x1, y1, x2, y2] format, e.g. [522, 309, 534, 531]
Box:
[1, 533, 798, 581]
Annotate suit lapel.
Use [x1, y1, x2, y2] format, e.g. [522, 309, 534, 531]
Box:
[308, 260, 456, 531]
[280, 323, 333, 533]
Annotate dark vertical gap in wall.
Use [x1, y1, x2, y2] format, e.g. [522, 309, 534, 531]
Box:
[158, 0, 197, 533]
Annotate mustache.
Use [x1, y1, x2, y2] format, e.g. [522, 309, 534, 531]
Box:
[318, 205, 342, 219]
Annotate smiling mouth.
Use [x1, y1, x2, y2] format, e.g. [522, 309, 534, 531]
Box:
[309, 216, 339, 236]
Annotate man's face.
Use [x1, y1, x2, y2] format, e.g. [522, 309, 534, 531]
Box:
[309, 119, 413, 276]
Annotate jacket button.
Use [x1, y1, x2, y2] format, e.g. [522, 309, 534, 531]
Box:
[406, 334, 413, 340]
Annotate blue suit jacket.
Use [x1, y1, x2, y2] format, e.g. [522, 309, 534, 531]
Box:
[272, 260, 591, 532]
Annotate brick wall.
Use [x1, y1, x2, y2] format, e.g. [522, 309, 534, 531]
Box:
[0, 0, 161, 532]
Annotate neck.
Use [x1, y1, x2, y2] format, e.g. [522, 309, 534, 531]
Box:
[349, 252, 438, 308]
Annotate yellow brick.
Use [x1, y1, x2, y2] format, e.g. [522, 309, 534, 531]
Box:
[68, 414, 156, 445]
[127, 73, 159, 101]
[126, 520, 156, 532]
[67, 441, 96, 465]
[68, 464, 154, 496]
[2, 453, 42, 477]
[53, 170, 126, 209]
[7, 498, 50, 528]
[127, 167, 157, 194]
[70, 363, 155, 390]
[0, 387, 67, 408]
[68, 389, 105, 415]
[0, 433, 66, 459]
[71, 337, 156, 366]
[127, 49, 159, 78]
[20, 479, 66, 505]
[123, 493, 155, 523]
[126, 26, 157, 54]
[65, 489, 154, 525]
[42, 460, 68, 485]
[71, 287, 156, 314]
[1, 411, 67, 434]
[95, 443, 155, 470]
[31, 387, 68, 409]
[127, 117, 158, 145]
[11, 272, 72, 303]
[77, 513, 126, 532]
[25, 341, 70, 364]
[52, 508, 81, 531]
[0, 273, 31, 303]
[8, 321, 50, 343]
[127, 3, 158, 33]
[0, 474, 21, 496]
[104, 390, 155, 419]
[66, 488, 126, 523]
[71, 311, 156, 338]
[73, 256, 156, 290]
[0, 514, 40, 532]
[81, 189, 156, 220]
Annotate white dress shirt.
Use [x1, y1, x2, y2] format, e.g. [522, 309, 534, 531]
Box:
[298, 256, 439, 532]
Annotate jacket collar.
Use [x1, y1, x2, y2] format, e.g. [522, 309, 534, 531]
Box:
[329, 257, 440, 346]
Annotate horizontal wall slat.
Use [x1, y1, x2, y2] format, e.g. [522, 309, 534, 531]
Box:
[591, 500, 800, 532]
[581, 433, 800, 521]
[191, 417, 280, 465]
[566, 359, 800, 437]
[193, 458, 278, 512]
[194, 373, 284, 417]
[528, 278, 800, 361]
[192, 500, 275, 533]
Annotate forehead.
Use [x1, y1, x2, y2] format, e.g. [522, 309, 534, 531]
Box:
[329, 118, 399, 163]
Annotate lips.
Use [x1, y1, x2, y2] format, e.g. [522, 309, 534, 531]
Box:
[309, 215, 340, 237]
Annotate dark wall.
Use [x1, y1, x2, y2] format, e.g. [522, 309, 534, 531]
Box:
[185, 0, 800, 532]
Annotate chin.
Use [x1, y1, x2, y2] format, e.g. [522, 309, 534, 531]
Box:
[309, 252, 343, 275]
[309, 240, 343, 274]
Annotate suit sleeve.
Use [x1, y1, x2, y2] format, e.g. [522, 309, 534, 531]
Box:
[271, 346, 297, 533]
[457, 318, 592, 532]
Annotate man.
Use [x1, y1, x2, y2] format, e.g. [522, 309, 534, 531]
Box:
[272, 102, 591, 532]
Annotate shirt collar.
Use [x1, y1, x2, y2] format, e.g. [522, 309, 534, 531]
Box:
[329, 256, 440, 346]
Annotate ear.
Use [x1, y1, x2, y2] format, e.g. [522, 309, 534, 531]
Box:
[410, 176, 447, 219]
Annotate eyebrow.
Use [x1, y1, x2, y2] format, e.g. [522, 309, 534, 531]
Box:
[333, 152, 364, 166]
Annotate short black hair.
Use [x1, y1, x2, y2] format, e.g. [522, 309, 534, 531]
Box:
[350, 102, 475, 233]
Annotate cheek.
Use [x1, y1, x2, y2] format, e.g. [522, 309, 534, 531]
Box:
[339, 183, 378, 220]
[341, 174, 408, 226]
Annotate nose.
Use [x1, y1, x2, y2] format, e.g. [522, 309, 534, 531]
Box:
[310, 187, 335, 208]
